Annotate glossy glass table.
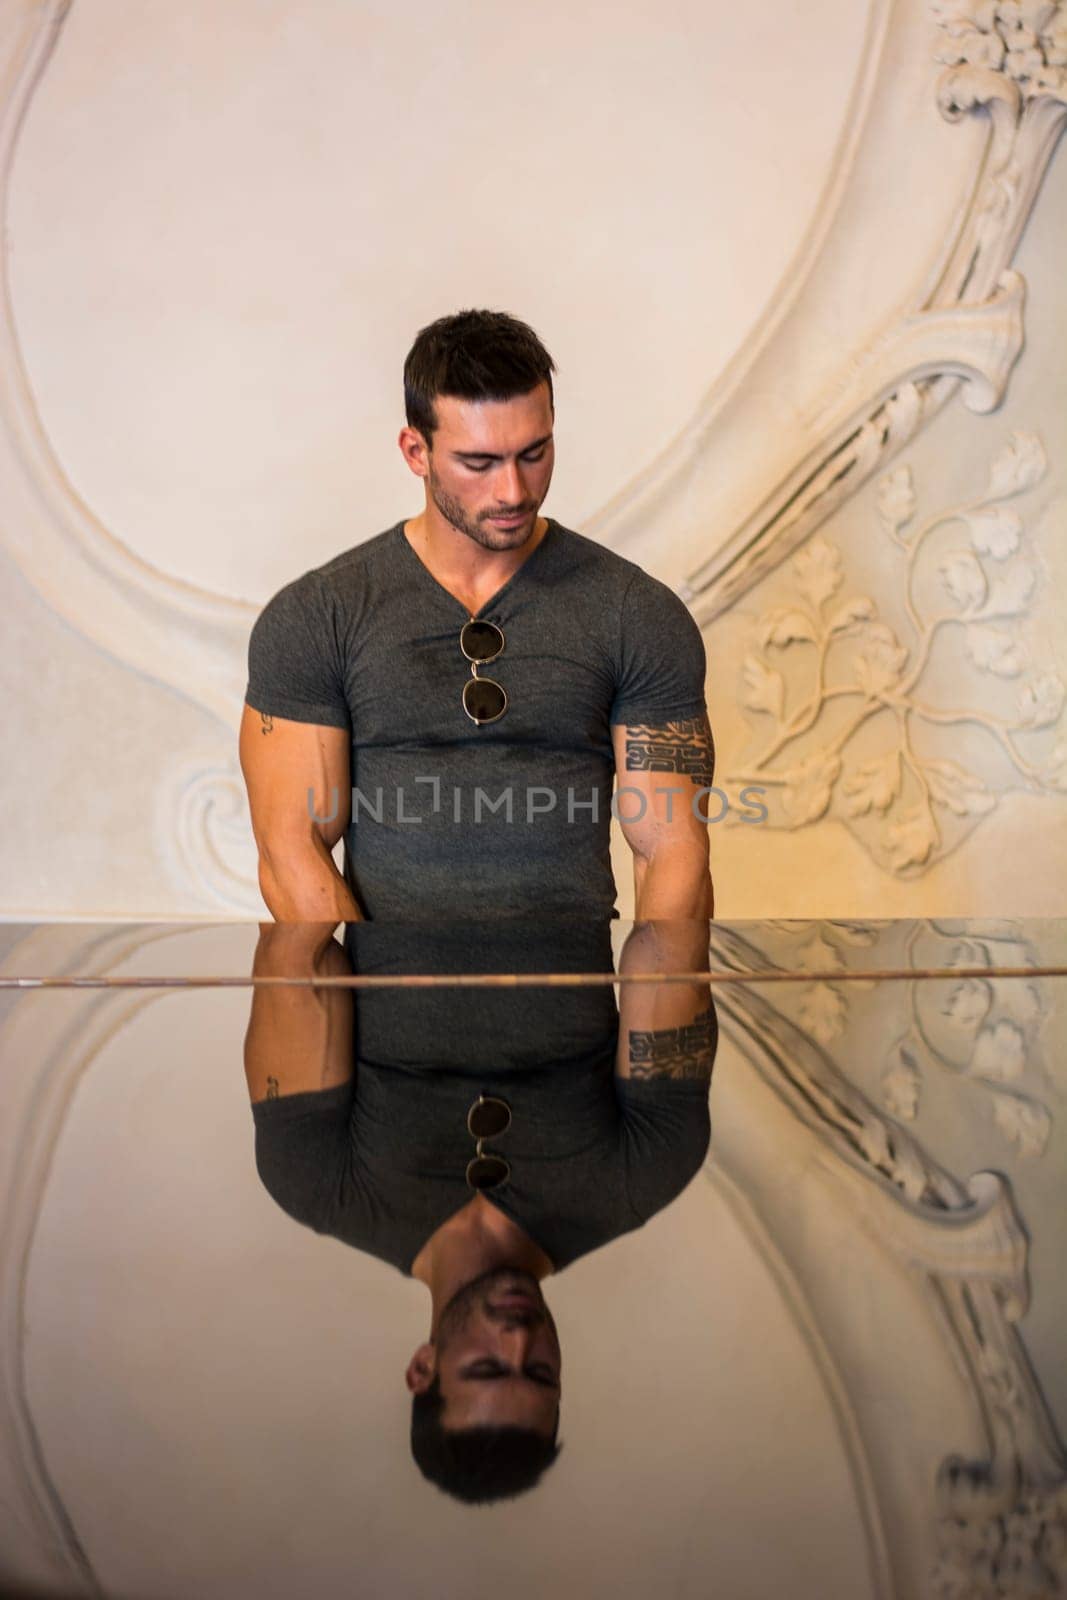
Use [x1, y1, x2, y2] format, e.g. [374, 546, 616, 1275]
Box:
[1, 918, 1064, 1600]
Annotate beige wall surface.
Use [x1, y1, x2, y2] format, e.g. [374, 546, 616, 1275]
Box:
[0, 0, 1064, 916]
[3, 920, 1063, 1598]
[19, 990, 876, 1599]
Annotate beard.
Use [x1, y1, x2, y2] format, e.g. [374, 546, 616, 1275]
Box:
[427, 466, 534, 551]
[435, 1265, 545, 1345]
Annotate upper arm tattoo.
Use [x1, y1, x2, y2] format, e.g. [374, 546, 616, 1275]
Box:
[625, 1004, 717, 1081]
[259, 712, 274, 735]
[622, 713, 714, 787]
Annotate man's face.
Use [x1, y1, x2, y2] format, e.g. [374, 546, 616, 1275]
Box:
[406, 381, 555, 552]
[418, 1266, 562, 1434]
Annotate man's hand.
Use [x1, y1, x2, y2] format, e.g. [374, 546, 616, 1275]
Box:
[610, 712, 716, 920]
[239, 703, 364, 921]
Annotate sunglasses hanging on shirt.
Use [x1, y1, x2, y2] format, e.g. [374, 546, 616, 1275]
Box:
[465, 1093, 512, 1190]
[460, 620, 507, 725]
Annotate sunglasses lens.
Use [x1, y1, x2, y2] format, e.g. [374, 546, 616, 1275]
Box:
[463, 677, 507, 724]
[467, 1154, 510, 1192]
[468, 1097, 511, 1138]
[461, 620, 504, 662]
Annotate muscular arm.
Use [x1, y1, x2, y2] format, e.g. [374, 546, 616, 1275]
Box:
[243, 921, 355, 1103]
[239, 703, 363, 921]
[610, 711, 716, 920]
[614, 920, 715, 1083]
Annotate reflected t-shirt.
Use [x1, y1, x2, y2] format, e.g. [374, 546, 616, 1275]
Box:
[249, 919, 714, 1276]
[250, 1063, 711, 1277]
[243, 517, 708, 919]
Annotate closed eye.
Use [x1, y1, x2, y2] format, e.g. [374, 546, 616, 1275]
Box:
[461, 1359, 559, 1389]
[466, 449, 547, 472]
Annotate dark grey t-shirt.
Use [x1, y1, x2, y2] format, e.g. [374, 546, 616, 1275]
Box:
[250, 919, 715, 1277]
[244, 517, 708, 918]
[251, 1066, 711, 1278]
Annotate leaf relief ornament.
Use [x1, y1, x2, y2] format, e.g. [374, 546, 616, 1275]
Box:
[725, 430, 1061, 875]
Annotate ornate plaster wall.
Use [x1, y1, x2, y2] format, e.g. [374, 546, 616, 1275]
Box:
[0, 0, 1063, 917]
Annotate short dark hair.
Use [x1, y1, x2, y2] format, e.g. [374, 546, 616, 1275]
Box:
[403, 308, 556, 450]
[410, 1374, 562, 1503]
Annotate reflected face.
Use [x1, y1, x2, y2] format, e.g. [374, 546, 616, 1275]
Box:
[432, 1266, 561, 1434]
[417, 381, 555, 552]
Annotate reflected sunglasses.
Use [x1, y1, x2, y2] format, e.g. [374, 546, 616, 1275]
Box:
[466, 1093, 512, 1192]
[460, 620, 507, 726]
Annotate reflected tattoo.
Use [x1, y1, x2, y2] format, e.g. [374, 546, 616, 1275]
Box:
[259, 712, 274, 735]
[265, 1075, 280, 1099]
[623, 713, 714, 786]
[627, 1005, 716, 1081]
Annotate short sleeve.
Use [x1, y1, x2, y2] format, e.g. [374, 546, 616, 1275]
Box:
[245, 571, 351, 729]
[617, 1080, 711, 1222]
[610, 568, 708, 727]
[251, 1081, 354, 1234]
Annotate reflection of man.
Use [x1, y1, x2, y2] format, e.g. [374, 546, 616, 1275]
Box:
[243, 918, 717, 1503]
[238, 307, 714, 923]
[405, 1247, 563, 1500]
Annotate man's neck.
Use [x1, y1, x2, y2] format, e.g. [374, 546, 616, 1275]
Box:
[404, 512, 548, 612]
[411, 1194, 553, 1337]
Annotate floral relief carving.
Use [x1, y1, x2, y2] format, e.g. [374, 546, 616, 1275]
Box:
[724, 430, 1063, 876]
[731, 918, 882, 1048]
[932, 0, 1067, 101]
[712, 918, 1056, 1162]
[712, 919, 1065, 1600]
[684, 1, 1067, 631]
[880, 928, 1054, 1160]
[931, 1283, 1067, 1600]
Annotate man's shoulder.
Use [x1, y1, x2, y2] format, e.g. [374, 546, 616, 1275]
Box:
[549, 521, 694, 625]
[546, 519, 656, 591]
[256, 523, 402, 615]
[311, 522, 403, 584]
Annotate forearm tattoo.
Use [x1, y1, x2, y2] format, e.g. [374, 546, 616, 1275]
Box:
[259, 712, 274, 735]
[626, 1005, 716, 1081]
[623, 713, 714, 787]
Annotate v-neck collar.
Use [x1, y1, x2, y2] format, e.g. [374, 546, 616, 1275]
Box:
[394, 516, 557, 620]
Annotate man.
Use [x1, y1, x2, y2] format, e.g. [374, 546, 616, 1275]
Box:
[244, 917, 717, 1503]
[239, 308, 715, 921]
